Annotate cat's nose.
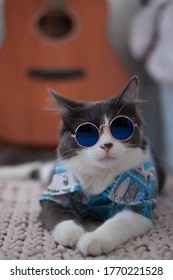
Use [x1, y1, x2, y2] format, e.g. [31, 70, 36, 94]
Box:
[100, 143, 113, 152]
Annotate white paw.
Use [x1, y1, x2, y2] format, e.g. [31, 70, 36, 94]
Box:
[77, 231, 113, 256]
[53, 220, 84, 247]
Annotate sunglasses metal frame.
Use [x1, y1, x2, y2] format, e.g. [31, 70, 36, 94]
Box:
[71, 115, 138, 148]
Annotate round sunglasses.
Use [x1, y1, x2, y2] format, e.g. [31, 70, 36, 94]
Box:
[71, 115, 137, 148]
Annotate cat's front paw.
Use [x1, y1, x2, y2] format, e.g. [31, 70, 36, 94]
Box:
[53, 220, 84, 247]
[77, 231, 113, 256]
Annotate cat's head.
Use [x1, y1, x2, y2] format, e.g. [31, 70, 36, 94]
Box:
[49, 76, 148, 170]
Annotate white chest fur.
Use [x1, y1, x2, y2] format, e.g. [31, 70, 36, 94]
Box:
[62, 147, 149, 195]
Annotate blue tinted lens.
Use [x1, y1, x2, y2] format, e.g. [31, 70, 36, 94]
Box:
[110, 117, 134, 140]
[76, 123, 99, 147]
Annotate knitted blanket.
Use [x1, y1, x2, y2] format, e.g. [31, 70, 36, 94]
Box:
[0, 176, 173, 260]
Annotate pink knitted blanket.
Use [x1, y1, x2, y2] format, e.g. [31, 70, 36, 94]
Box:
[0, 176, 173, 260]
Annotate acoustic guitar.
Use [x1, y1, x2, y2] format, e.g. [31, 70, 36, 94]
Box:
[0, 0, 128, 146]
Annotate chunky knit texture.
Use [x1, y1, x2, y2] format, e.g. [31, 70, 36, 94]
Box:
[0, 176, 173, 260]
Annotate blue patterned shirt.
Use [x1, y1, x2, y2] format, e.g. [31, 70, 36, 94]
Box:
[39, 159, 158, 221]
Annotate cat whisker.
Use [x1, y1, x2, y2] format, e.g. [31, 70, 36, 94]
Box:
[58, 148, 80, 158]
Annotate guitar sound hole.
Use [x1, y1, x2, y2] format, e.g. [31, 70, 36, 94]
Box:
[38, 10, 74, 39]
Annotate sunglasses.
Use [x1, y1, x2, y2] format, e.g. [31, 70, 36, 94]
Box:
[71, 115, 137, 148]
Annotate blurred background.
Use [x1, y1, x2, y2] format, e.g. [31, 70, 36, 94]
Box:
[0, 0, 172, 172]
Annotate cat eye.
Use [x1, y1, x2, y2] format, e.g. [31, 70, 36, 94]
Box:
[71, 115, 137, 148]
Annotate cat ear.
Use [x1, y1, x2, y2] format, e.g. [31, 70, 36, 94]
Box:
[119, 76, 139, 102]
[48, 88, 84, 113]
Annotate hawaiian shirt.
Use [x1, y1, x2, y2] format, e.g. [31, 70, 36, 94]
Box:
[39, 159, 158, 221]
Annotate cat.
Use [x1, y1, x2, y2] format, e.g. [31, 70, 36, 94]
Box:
[0, 76, 164, 255]
[39, 76, 164, 256]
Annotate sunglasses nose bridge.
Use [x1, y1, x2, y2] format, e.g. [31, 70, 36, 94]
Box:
[99, 123, 109, 134]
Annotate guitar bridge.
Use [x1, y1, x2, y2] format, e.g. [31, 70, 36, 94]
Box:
[28, 68, 85, 80]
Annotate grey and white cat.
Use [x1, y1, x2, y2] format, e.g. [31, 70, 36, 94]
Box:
[0, 76, 164, 256]
[39, 76, 163, 256]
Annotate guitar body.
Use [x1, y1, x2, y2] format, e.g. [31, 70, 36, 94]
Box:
[0, 0, 128, 146]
